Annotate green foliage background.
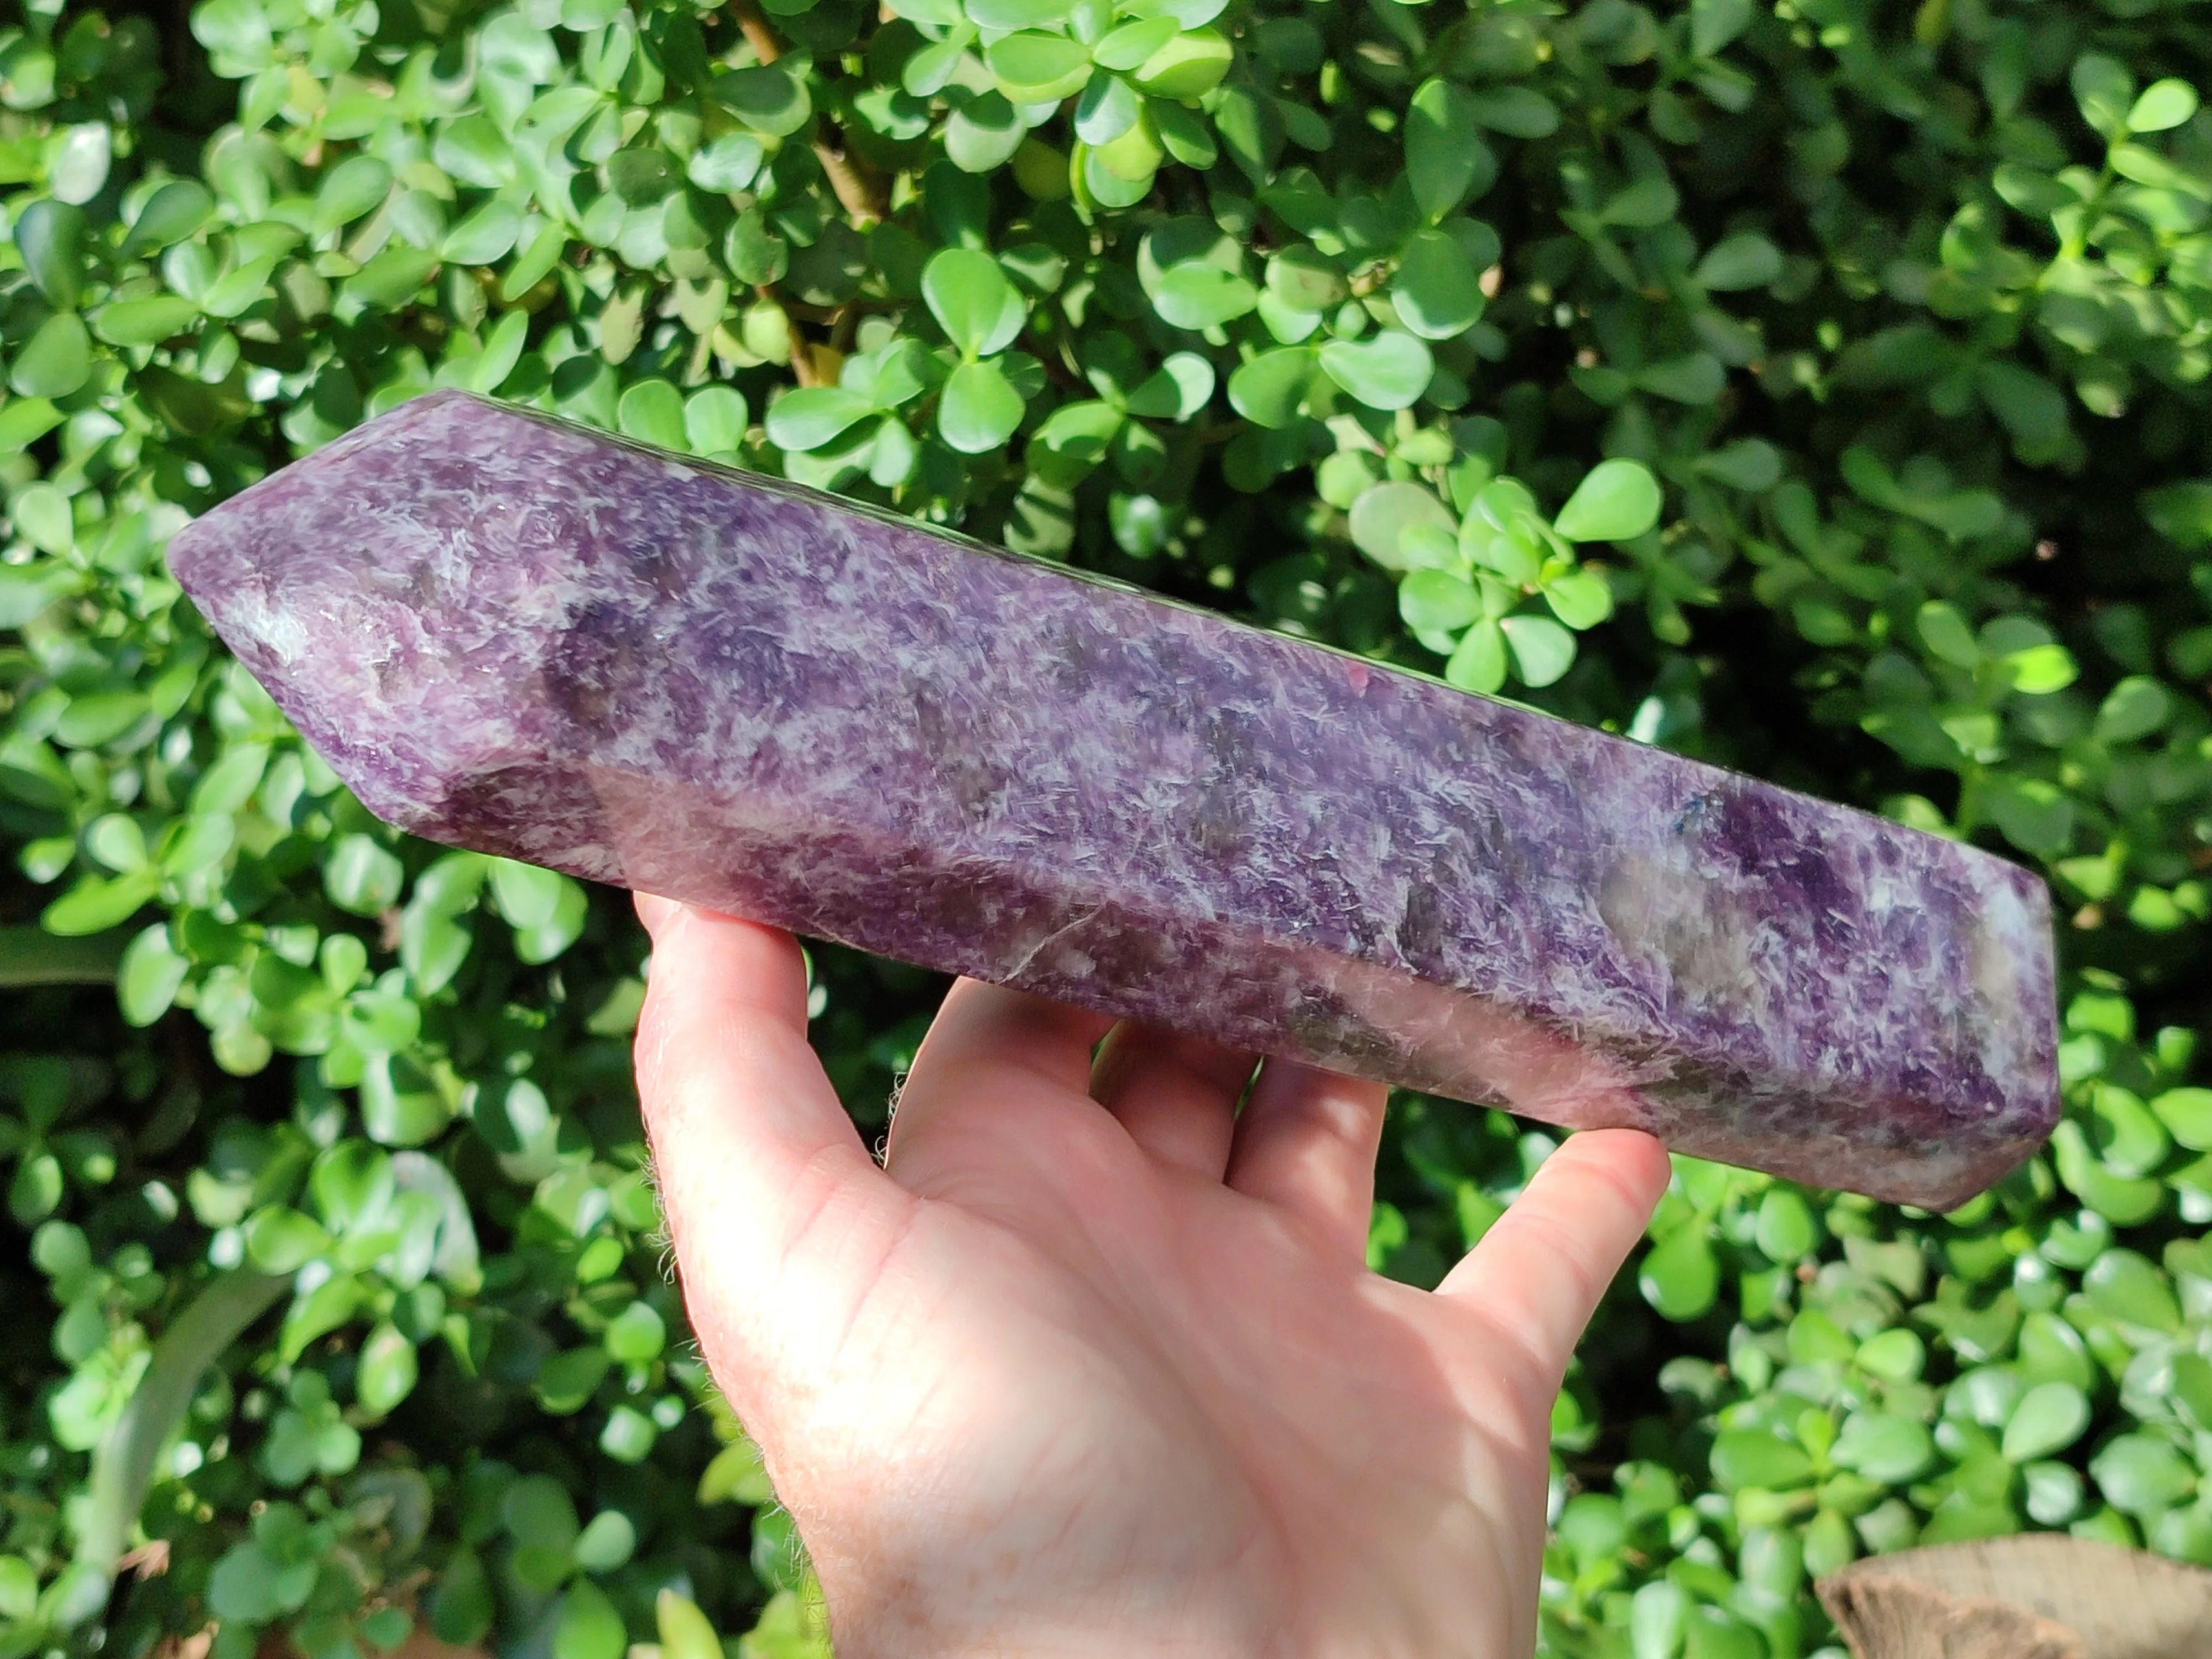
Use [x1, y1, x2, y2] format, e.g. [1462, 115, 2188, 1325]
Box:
[7, 0, 2212, 1653]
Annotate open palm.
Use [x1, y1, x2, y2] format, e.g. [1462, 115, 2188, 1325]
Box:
[635, 898, 1669, 1658]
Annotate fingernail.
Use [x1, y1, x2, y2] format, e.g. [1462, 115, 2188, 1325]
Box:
[635, 893, 679, 936]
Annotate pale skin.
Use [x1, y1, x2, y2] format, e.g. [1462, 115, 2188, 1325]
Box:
[633, 895, 1672, 1658]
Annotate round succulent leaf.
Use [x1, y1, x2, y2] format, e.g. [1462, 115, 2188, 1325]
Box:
[504, 221, 570, 299]
[2071, 54, 2136, 140]
[2005, 643, 2079, 694]
[1602, 175, 1683, 228]
[1639, 1225, 1719, 1321]
[948, 91, 1029, 173]
[1124, 352, 1215, 421]
[1267, 245, 1348, 314]
[13, 199, 85, 309]
[2127, 77, 2198, 133]
[1391, 228, 1484, 341]
[1630, 1579, 1688, 1659]
[2173, 1354, 2212, 1432]
[1074, 71, 1141, 145]
[356, 1322, 420, 1415]
[1462, 520, 1540, 587]
[1029, 399, 1121, 482]
[11, 483, 73, 556]
[605, 1300, 667, 1362]
[1131, 28, 1232, 99]
[766, 388, 877, 453]
[2002, 1381, 2090, 1463]
[9, 312, 93, 400]
[1465, 86, 1558, 138]
[1081, 142, 1155, 208]
[1445, 618, 1508, 695]
[1399, 570, 1483, 635]
[2082, 1247, 2181, 1332]
[1397, 524, 1464, 573]
[207, 1544, 293, 1624]
[118, 925, 190, 1027]
[1348, 480, 1454, 569]
[1093, 109, 1165, 181]
[1500, 613, 1576, 687]
[712, 65, 812, 136]
[1406, 79, 1497, 222]
[1830, 1411, 1933, 1484]
[1857, 1327, 1926, 1382]
[1152, 260, 1258, 331]
[314, 155, 394, 232]
[1149, 98, 1217, 168]
[1635, 353, 1726, 404]
[1543, 568, 1614, 630]
[503, 1472, 581, 1554]
[687, 132, 763, 192]
[551, 1582, 627, 1659]
[902, 25, 979, 97]
[922, 247, 1026, 356]
[1695, 231, 1785, 291]
[2150, 1086, 2212, 1151]
[937, 358, 1026, 453]
[616, 380, 688, 451]
[343, 245, 437, 311]
[2085, 1083, 2167, 1178]
[2050, 1120, 2162, 1224]
[1255, 290, 1323, 345]
[572, 1510, 637, 1573]
[1226, 346, 1317, 427]
[1093, 15, 1177, 70]
[985, 32, 1093, 105]
[600, 1404, 659, 1463]
[1752, 1188, 1817, 1261]
[443, 199, 525, 266]
[684, 385, 751, 455]
[2021, 1461, 2085, 1527]
[1540, 566, 1610, 628]
[360, 1052, 456, 1146]
[1553, 459, 1663, 542]
[1709, 1428, 1814, 1491]
[655, 1594, 722, 1659]
[2089, 1433, 2197, 1516]
[964, 0, 1074, 28]
[243, 1206, 330, 1274]
[1693, 438, 1783, 492]
[1317, 331, 1433, 410]
[121, 179, 215, 253]
[91, 295, 201, 347]
[2093, 675, 2172, 745]
[606, 147, 676, 204]
[326, 833, 405, 916]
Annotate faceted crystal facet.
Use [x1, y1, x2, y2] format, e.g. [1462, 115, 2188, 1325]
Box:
[167, 391, 2059, 1207]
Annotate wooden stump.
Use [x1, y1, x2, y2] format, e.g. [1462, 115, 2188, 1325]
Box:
[1817, 1535, 2212, 1659]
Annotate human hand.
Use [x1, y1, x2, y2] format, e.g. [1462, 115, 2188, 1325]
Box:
[633, 897, 1670, 1659]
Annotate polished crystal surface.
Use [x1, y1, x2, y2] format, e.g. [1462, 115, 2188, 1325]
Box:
[167, 390, 2059, 1207]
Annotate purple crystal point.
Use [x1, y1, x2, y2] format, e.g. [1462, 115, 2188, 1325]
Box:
[167, 391, 2058, 1207]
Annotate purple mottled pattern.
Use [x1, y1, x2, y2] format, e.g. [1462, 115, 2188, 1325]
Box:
[167, 390, 2059, 1207]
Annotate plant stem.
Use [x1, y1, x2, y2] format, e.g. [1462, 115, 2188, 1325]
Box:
[70, 1270, 288, 1616]
[0, 926, 129, 987]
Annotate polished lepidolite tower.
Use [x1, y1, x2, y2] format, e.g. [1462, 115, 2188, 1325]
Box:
[168, 391, 2059, 1207]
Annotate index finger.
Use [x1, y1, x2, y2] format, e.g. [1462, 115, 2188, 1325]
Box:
[633, 898, 908, 1404]
[1436, 1128, 1671, 1386]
